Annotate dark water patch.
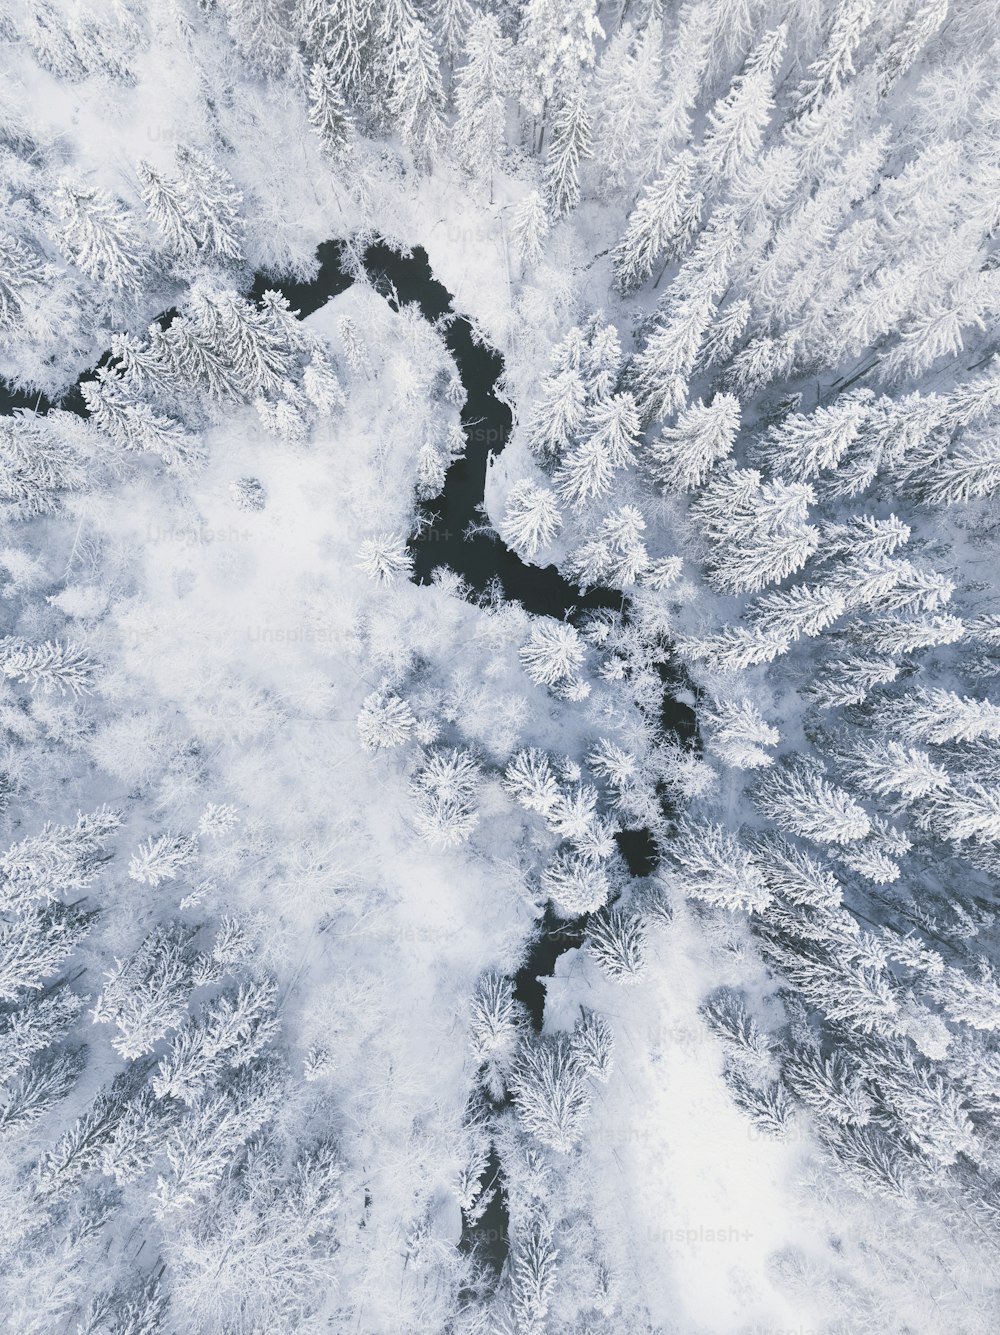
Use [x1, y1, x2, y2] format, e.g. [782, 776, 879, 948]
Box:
[459, 1146, 508, 1275]
[513, 907, 590, 1034]
[363, 241, 622, 616]
[0, 382, 51, 415]
[249, 240, 354, 318]
[615, 827, 659, 878]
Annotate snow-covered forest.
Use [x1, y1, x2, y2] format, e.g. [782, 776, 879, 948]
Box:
[1, 0, 1000, 1330]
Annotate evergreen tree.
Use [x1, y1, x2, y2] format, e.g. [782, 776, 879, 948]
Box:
[0, 637, 95, 695]
[453, 15, 513, 201]
[510, 1033, 592, 1151]
[666, 818, 771, 912]
[469, 971, 525, 1100]
[307, 62, 355, 157]
[409, 747, 481, 847]
[430, 0, 474, 67]
[569, 1007, 614, 1082]
[92, 923, 200, 1059]
[173, 146, 245, 263]
[0, 232, 48, 331]
[127, 833, 197, 887]
[793, 0, 874, 114]
[0, 987, 82, 1081]
[753, 762, 872, 844]
[541, 850, 610, 917]
[52, 182, 147, 294]
[585, 907, 647, 983]
[611, 151, 701, 294]
[543, 84, 592, 217]
[0, 807, 120, 913]
[509, 189, 550, 268]
[556, 393, 639, 510]
[499, 479, 563, 557]
[152, 981, 280, 1104]
[295, 0, 378, 108]
[218, 0, 292, 77]
[525, 367, 587, 464]
[519, 620, 586, 687]
[0, 414, 89, 517]
[0, 904, 94, 1000]
[0, 1047, 87, 1138]
[702, 698, 780, 770]
[644, 393, 740, 491]
[357, 531, 412, 582]
[591, 21, 662, 189]
[517, 0, 604, 124]
[701, 27, 787, 187]
[356, 689, 416, 749]
[389, 15, 447, 162]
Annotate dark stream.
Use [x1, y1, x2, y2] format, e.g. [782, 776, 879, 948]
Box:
[3, 238, 696, 1279]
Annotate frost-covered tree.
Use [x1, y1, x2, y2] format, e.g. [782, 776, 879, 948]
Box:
[543, 85, 592, 218]
[152, 980, 280, 1104]
[469, 972, 525, 1100]
[389, 14, 447, 161]
[128, 833, 197, 888]
[753, 763, 871, 844]
[519, 620, 586, 688]
[612, 151, 701, 294]
[644, 393, 740, 491]
[525, 367, 587, 464]
[409, 747, 481, 847]
[453, 15, 512, 200]
[92, 923, 200, 1058]
[510, 1033, 592, 1151]
[0, 233, 49, 331]
[701, 27, 786, 186]
[500, 479, 562, 557]
[357, 531, 413, 583]
[308, 62, 354, 157]
[666, 818, 771, 912]
[541, 849, 610, 917]
[52, 182, 147, 294]
[0, 637, 95, 695]
[0, 905, 95, 1000]
[357, 689, 416, 750]
[509, 189, 550, 271]
[585, 907, 646, 983]
[136, 160, 198, 264]
[0, 807, 120, 912]
[173, 146, 244, 262]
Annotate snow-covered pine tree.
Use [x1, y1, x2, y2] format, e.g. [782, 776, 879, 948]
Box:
[510, 1033, 592, 1151]
[611, 151, 701, 294]
[499, 479, 563, 557]
[409, 747, 481, 847]
[52, 182, 147, 294]
[307, 62, 354, 157]
[700, 26, 787, 188]
[644, 393, 740, 491]
[453, 15, 512, 201]
[509, 189, 551, 269]
[389, 14, 447, 162]
[542, 84, 592, 218]
[173, 146, 244, 262]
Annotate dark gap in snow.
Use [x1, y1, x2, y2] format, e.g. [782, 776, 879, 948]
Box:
[615, 827, 659, 878]
[458, 1145, 509, 1278]
[514, 907, 589, 1034]
[0, 381, 50, 415]
[363, 241, 623, 616]
[248, 239, 354, 317]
